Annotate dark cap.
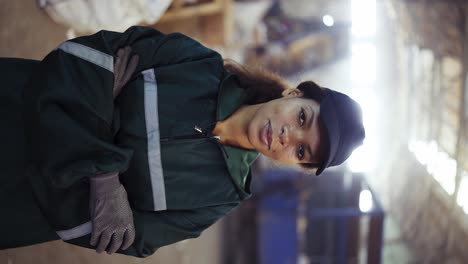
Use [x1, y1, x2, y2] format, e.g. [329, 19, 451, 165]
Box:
[315, 88, 365, 175]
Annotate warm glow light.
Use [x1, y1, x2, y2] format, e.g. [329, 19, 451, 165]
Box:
[408, 140, 437, 166]
[322, 15, 334, 27]
[359, 189, 373, 212]
[351, 0, 376, 38]
[431, 152, 457, 195]
[456, 172, 468, 214]
[408, 140, 457, 195]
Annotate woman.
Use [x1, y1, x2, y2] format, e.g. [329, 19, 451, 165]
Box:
[0, 26, 364, 257]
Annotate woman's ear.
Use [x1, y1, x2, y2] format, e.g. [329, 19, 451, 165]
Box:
[281, 88, 304, 98]
[298, 163, 319, 176]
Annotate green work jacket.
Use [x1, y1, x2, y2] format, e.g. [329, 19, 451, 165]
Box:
[21, 26, 259, 257]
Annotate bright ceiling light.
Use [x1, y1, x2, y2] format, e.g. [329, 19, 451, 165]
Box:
[457, 171, 468, 214]
[322, 15, 334, 27]
[359, 189, 373, 212]
[408, 140, 457, 196]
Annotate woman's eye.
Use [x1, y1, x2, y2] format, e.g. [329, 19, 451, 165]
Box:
[297, 144, 305, 160]
[299, 108, 306, 127]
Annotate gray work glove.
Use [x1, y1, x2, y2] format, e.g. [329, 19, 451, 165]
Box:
[89, 172, 136, 254]
[113, 46, 139, 99]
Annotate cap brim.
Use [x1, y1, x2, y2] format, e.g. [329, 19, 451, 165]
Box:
[315, 93, 340, 176]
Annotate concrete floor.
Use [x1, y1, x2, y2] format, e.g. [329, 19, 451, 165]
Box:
[0, 0, 67, 59]
[0, 230, 222, 264]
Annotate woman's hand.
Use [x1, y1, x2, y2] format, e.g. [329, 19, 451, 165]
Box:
[89, 172, 136, 254]
[113, 46, 139, 98]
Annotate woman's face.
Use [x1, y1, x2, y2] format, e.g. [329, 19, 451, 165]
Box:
[247, 94, 326, 166]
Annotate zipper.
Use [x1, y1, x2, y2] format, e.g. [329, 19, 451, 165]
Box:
[160, 124, 216, 142]
[160, 125, 228, 158]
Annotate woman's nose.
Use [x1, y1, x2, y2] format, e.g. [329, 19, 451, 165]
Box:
[280, 125, 302, 146]
[279, 125, 290, 146]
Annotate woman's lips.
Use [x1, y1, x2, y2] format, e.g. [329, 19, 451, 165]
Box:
[260, 120, 272, 150]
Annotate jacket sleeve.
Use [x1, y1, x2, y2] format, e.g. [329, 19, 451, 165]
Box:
[22, 26, 221, 188]
[125, 204, 237, 257]
[70, 25, 221, 71]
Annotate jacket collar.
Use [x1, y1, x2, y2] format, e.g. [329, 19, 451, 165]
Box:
[216, 72, 246, 121]
[216, 71, 259, 199]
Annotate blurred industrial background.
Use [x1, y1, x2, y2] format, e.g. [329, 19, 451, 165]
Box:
[1, 0, 468, 263]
